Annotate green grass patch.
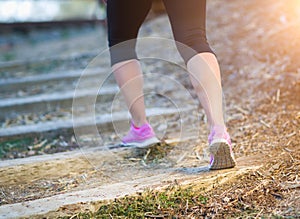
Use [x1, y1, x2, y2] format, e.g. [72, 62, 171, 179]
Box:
[2, 52, 16, 61]
[0, 137, 34, 159]
[0, 136, 79, 159]
[63, 186, 208, 219]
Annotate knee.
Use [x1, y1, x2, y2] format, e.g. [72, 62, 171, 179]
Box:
[109, 39, 138, 66]
[174, 29, 215, 64]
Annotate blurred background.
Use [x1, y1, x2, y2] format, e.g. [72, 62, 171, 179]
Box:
[0, 0, 165, 63]
[0, 0, 105, 23]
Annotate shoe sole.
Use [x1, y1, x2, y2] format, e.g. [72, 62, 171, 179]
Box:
[209, 139, 236, 170]
[121, 137, 160, 149]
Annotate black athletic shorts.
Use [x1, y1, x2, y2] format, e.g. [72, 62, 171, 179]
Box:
[107, 0, 214, 65]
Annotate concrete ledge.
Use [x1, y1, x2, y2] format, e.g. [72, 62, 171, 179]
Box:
[0, 86, 118, 119]
[0, 107, 193, 140]
[0, 164, 260, 219]
[0, 68, 105, 92]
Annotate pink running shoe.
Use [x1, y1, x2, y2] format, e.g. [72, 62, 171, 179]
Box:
[208, 125, 236, 170]
[121, 121, 160, 148]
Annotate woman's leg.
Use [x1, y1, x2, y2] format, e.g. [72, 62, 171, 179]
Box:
[163, 0, 235, 169]
[112, 59, 147, 127]
[187, 53, 225, 129]
[107, 0, 152, 127]
[107, 0, 158, 147]
[163, 0, 225, 132]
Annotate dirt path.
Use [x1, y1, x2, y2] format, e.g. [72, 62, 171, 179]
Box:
[0, 144, 262, 219]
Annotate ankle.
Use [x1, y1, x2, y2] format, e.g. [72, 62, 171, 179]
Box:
[132, 119, 148, 128]
[209, 124, 227, 133]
